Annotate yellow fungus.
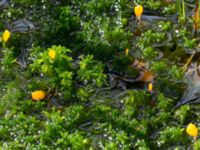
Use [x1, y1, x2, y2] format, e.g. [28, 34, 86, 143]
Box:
[48, 49, 56, 60]
[148, 82, 153, 92]
[134, 5, 143, 18]
[2, 30, 11, 42]
[186, 123, 198, 137]
[125, 48, 129, 56]
[32, 90, 46, 101]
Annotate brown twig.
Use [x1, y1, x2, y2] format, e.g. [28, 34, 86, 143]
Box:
[194, 0, 199, 37]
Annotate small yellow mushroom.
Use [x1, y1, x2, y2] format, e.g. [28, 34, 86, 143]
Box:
[148, 82, 153, 92]
[186, 123, 198, 138]
[125, 48, 129, 56]
[2, 30, 11, 42]
[134, 5, 143, 19]
[48, 49, 56, 60]
[32, 90, 46, 101]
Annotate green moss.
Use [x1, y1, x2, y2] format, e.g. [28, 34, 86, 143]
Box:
[0, 0, 199, 149]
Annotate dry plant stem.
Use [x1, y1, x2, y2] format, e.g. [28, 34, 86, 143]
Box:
[182, 54, 195, 72]
[194, 0, 199, 37]
[137, 16, 143, 26]
[193, 136, 198, 148]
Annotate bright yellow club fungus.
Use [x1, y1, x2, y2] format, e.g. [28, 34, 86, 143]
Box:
[2, 30, 11, 42]
[32, 90, 46, 101]
[125, 48, 129, 56]
[148, 82, 153, 92]
[186, 123, 198, 138]
[134, 5, 143, 19]
[48, 49, 56, 60]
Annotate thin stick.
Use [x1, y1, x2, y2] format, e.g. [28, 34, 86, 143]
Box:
[182, 0, 185, 23]
[194, 0, 199, 37]
[182, 54, 195, 72]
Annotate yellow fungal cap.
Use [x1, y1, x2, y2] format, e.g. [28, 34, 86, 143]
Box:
[125, 48, 129, 56]
[2, 30, 11, 42]
[32, 90, 46, 101]
[48, 49, 56, 60]
[186, 123, 198, 137]
[134, 5, 143, 17]
[148, 82, 153, 92]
